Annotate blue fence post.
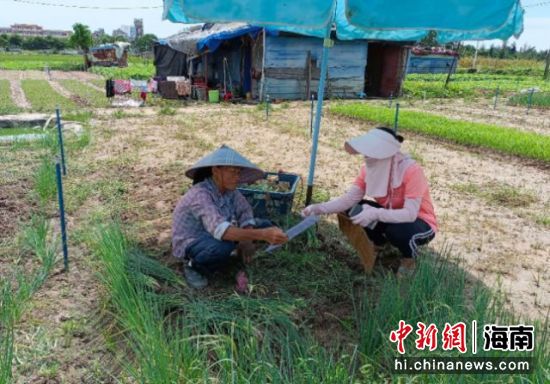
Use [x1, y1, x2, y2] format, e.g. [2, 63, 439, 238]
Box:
[394, 103, 400, 133]
[55, 159, 69, 271]
[388, 92, 393, 108]
[493, 86, 500, 110]
[55, 107, 67, 175]
[265, 94, 270, 120]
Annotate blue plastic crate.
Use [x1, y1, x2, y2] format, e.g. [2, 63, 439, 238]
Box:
[237, 172, 300, 219]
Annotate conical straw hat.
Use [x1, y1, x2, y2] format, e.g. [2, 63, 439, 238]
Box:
[185, 144, 264, 183]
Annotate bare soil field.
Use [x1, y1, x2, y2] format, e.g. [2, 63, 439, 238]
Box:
[89, 102, 549, 320]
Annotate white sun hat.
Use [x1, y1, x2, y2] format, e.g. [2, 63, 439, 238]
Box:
[345, 128, 401, 159]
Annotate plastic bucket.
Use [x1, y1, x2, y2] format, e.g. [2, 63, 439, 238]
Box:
[208, 90, 220, 103]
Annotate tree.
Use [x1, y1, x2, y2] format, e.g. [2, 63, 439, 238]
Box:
[69, 23, 92, 69]
[94, 34, 114, 46]
[8, 34, 23, 48]
[0, 34, 8, 49]
[544, 49, 550, 81]
[133, 33, 157, 53]
[419, 30, 438, 47]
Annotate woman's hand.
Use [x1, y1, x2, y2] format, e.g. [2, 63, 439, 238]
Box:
[301, 203, 326, 217]
[350, 205, 380, 227]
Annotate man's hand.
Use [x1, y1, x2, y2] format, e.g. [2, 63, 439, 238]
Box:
[237, 241, 256, 264]
[261, 227, 288, 244]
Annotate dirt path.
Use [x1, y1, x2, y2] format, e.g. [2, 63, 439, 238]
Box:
[85, 81, 104, 93]
[48, 79, 73, 99]
[9, 79, 31, 109]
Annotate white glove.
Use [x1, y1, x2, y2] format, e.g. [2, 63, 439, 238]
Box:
[301, 203, 326, 217]
[350, 205, 380, 227]
[302, 185, 365, 217]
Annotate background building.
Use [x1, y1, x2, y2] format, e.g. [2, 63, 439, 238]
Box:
[134, 18, 144, 39]
[0, 23, 71, 37]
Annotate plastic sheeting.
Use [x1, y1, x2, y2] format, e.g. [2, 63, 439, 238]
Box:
[197, 25, 261, 52]
[159, 23, 255, 55]
[153, 43, 188, 77]
[163, 0, 524, 43]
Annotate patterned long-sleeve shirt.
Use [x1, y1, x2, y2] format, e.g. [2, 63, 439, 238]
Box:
[172, 177, 255, 259]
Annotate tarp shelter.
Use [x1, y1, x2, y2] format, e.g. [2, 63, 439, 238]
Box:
[163, 0, 524, 203]
[156, 23, 377, 100]
[155, 24, 262, 97]
[89, 42, 130, 67]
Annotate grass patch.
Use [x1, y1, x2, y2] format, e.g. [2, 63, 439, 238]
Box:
[403, 73, 550, 99]
[508, 91, 550, 109]
[453, 182, 538, 208]
[0, 80, 22, 115]
[158, 105, 176, 116]
[0, 52, 84, 71]
[58, 80, 108, 108]
[33, 156, 57, 206]
[89, 62, 154, 80]
[534, 215, 550, 228]
[89, 220, 549, 383]
[113, 110, 126, 119]
[0, 127, 38, 137]
[21, 79, 77, 112]
[330, 102, 550, 162]
[1, 214, 58, 383]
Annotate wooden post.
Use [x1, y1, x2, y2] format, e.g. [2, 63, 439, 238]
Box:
[472, 41, 479, 70]
[204, 52, 208, 101]
[305, 51, 312, 100]
[259, 29, 266, 102]
[444, 56, 457, 88]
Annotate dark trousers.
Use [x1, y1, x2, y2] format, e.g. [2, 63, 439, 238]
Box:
[185, 233, 237, 274]
[185, 219, 272, 274]
[354, 201, 435, 258]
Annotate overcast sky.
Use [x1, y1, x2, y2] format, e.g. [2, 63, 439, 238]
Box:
[0, 0, 548, 50]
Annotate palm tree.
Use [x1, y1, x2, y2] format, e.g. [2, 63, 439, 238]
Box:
[69, 23, 92, 70]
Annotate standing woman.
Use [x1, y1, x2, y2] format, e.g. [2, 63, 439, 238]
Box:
[302, 127, 437, 273]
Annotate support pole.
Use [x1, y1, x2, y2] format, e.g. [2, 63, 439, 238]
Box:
[394, 103, 400, 133]
[55, 159, 69, 271]
[305, 33, 333, 206]
[55, 107, 67, 175]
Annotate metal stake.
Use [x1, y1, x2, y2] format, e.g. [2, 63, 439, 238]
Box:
[55, 159, 69, 271]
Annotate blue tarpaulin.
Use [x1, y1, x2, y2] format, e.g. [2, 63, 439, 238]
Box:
[197, 25, 262, 52]
[163, 0, 524, 43]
